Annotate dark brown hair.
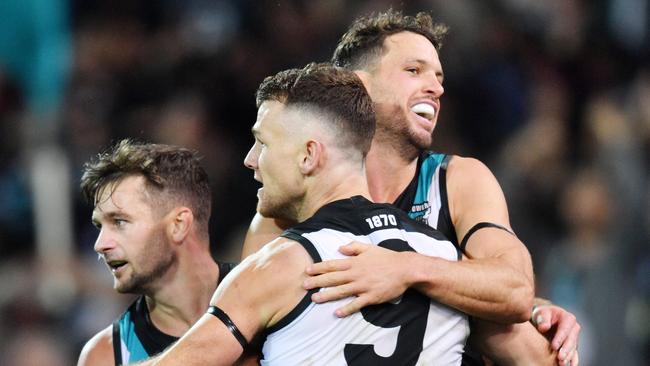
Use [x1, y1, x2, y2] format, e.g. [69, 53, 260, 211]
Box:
[255, 63, 375, 157]
[332, 9, 448, 69]
[80, 139, 211, 236]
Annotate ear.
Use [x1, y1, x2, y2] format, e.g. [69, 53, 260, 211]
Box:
[299, 139, 323, 175]
[167, 207, 194, 244]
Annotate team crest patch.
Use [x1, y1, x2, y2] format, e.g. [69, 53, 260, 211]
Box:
[408, 201, 431, 223]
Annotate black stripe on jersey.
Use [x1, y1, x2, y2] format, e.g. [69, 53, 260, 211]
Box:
[264, 231, 322, 335]
[294, 196, 450, 242]
[133, 297, 178, 355]
[112, 319, 122, 366]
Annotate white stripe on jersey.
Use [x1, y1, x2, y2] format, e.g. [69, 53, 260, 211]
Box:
[261, 226, 469, 366]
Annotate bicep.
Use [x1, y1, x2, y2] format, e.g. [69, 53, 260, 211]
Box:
[241, 213, 291, 259]
[447, 157, 533, 276]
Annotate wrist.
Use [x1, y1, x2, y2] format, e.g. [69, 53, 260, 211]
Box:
[405, 252, 441, 290]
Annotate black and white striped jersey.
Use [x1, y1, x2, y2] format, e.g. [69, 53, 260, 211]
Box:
[260, 195, 469, 366]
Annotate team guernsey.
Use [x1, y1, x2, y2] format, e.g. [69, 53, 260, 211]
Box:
[394, 151, 486, 366]
[261, 196, 469, 365]
[111, 261, 235, 365]
[393, 152, 457, 246]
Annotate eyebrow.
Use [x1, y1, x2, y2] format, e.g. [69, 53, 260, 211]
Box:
[406, 59, 445, 82]
[92, 211, 127, 225]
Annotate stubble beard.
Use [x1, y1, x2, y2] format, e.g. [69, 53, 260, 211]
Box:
[258, 190, 303, 223]
[115, 229, 176, 295]
[374, 105, 432, 162]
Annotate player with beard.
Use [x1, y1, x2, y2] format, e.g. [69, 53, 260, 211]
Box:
[133, 64, 472, 366]
[77, 140, 235, 366]
[242, 9, 580, 366]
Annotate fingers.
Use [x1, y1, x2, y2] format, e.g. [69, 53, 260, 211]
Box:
[303, 270, 351, 290]
[531, 306, 553, 333]
[311, 283, 358, 304]
[305, 258, 351, 276]
[569, 350, 579, 366]
[557, 322, 581, 365]
[338, 241, 372, 256]
[333, 296, 368, 318]
[551, 311, 578, 351]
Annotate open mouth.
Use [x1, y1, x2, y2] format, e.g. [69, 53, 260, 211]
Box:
[410, 103, 436, 121]
[107, 260, 128, 272]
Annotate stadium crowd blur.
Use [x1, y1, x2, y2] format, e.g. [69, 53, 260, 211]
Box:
[0, 0, 648, 365]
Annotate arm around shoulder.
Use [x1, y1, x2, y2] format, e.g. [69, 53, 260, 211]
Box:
[139, 238, 312, 365]
[77, 325, 115, 366]
[417, 156, 535, 322]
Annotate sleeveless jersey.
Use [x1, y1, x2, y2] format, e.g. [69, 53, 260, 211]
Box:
[111, 261, 236, 365]
[394, 152, 485, 366]
[261, 196, 469, 366]
[393, 152, 457, 248]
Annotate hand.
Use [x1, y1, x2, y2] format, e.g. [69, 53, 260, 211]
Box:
[531, 304, 581, 365]
[303, 241, 411, 317]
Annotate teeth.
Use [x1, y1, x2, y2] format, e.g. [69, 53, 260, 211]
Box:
[411, 103, 436, 120]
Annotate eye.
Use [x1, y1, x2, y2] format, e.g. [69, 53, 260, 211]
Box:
[114, 219, 127, 228]
[406, 67, 419, 74]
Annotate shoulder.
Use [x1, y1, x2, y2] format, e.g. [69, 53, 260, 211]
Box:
[446, 156, 495, 182]
[444, 156, 511, 235]
[445, 155, 505, 201]
[77, 325, 115, 366]
[214, 237, 313, 328]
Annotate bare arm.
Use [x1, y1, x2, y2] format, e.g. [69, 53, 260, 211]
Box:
[131, 239, 310, 365]
[77, 326, 115, 366]
[305, 157, 534, 323]
[471, 320, 557, 366]
[425, 156, 534, 321]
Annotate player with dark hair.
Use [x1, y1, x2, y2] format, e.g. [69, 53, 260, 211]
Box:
[134, 63, 473, 365]
[243, 9, 580, 366]
[77, 140, 235, 366]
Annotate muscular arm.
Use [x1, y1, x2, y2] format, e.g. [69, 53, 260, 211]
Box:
[77, 326, 115, 366]
[132, 239, 311, 365]
[434, 156, 534, 322]
[305, 157, 534, 323]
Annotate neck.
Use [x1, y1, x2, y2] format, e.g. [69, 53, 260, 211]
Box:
[365, 140, 420, 203]
[296, 164, 371, 222]
[145, 241, 219, 337]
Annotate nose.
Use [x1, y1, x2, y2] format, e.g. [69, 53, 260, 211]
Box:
[94, 229, 116, 255]
[423, 75, 444, 98]
[244, 143, 259, 170]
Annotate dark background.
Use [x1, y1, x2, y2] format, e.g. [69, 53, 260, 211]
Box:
[0, 1, 648, 364]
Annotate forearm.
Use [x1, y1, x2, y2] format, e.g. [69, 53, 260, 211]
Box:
[130, 316, 242, 366]
[470, 320, 557, 365]
[408, 253, 534, 323]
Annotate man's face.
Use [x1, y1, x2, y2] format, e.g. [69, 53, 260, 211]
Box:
[244, 101, 305, 221]
[92, 176, 175, 294]
[361, 31, 444, 151]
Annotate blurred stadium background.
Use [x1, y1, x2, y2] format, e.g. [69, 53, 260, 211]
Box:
[0, 0, 648, 365]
